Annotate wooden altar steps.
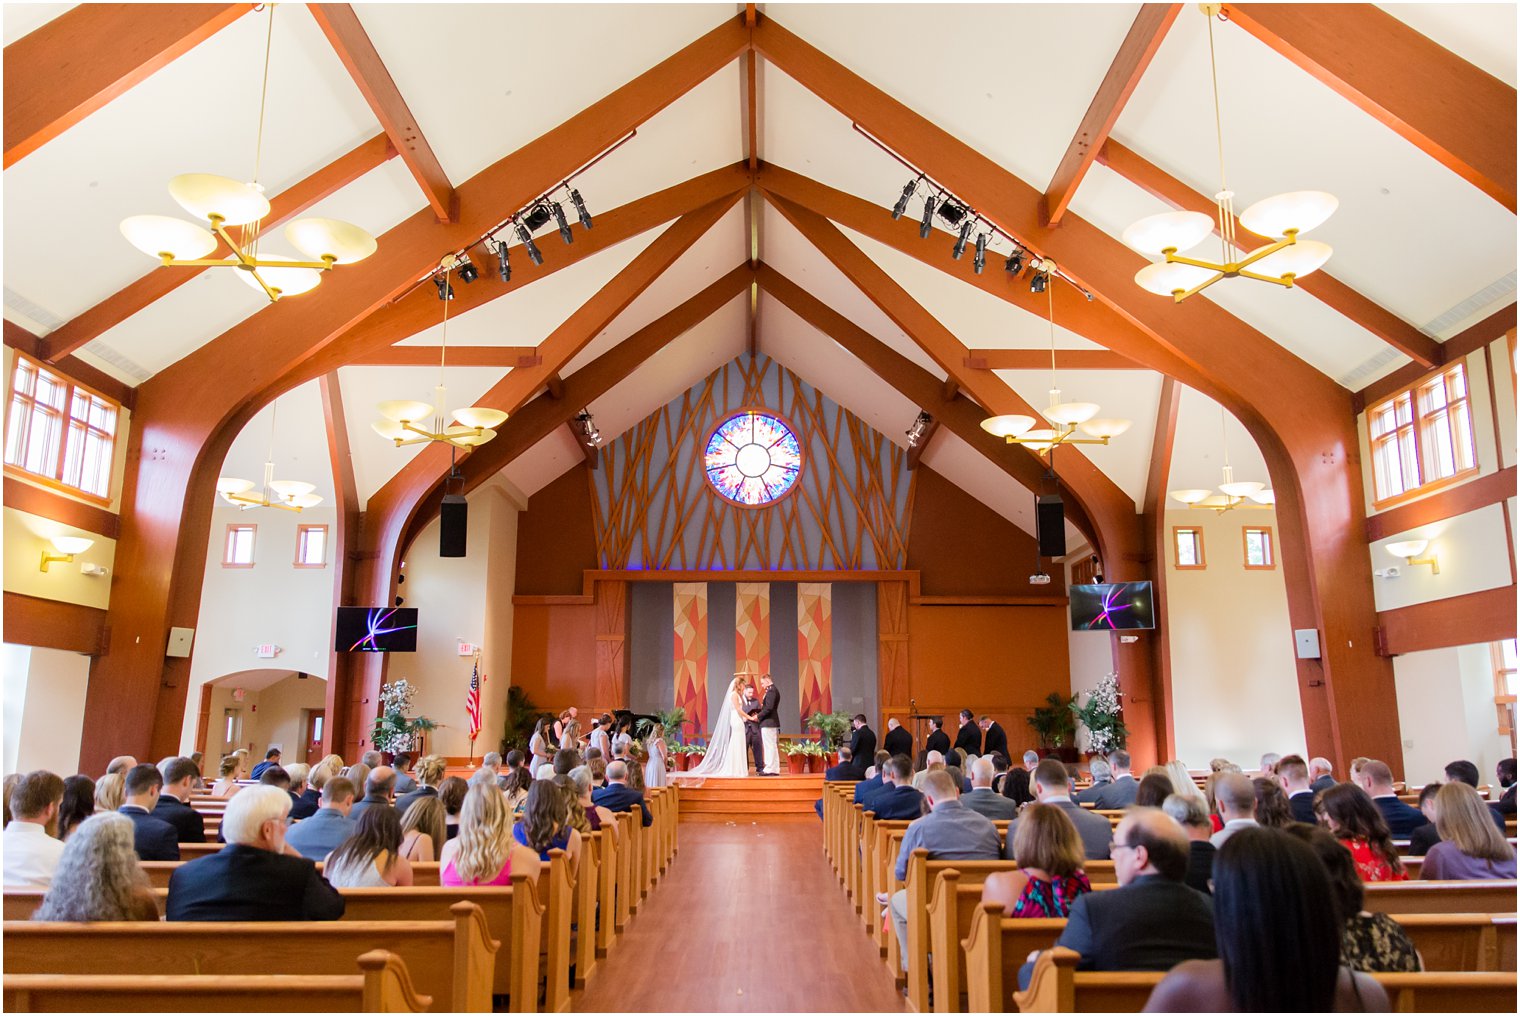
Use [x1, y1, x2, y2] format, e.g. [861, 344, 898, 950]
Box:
[673, 773, 824, 819]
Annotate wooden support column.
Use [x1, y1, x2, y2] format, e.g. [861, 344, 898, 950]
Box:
[319, 372, 360, 757]
[877, 579, 911, 732]
[594, 580, 630, 710]
[1139, 377, 1182, 761]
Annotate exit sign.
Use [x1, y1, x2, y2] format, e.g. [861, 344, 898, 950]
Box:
[457, 642, 479, 656]
[255, 644, 281, 659]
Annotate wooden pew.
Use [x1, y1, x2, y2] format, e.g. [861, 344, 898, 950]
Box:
[961, 902, 1065, 1013]
[574, 828, 604, 986]
[613, 811, 634, 931]
[1398, 913, 1518, 972]
[139, 858, 447, 890]
[1011, 947, 1520, 1012]
[539, 849, 574, 1013]
[595, 818, 619, 956]
[3, 949, 430, 1012]
[1365, 880, 1518, 915]
[3, 903, 494, 1012]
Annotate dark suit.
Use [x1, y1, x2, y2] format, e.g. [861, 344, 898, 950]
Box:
[925, 729, 951, 757]
[981, 723, 1009, 762]
[1006, 798, 1112, 860]
[742, 692, 765, 774]
[1184, 840, 1215, 895]
[1018, 874, 1215, 988]
[288, 789, 319, 821]
[1288, 789, 1318, 824]
[348, 794, 397, 826]
[393, 772, 418, 795]
[119, 805, 179, 861]
[853, 773, 885, 804]
[847, 725, 877, 769]
[816, 760, 861, 818]
[153, 795, 205, 843]
[883, 725, 912, 760]
[1373, 795, 1429, 837]
[249, 760, 280, 781]
[1498, 784, 1516, 816]
[865, 784, 924, 821]
[166, 844, 344, 922]
[394, 785, 438, 820]
[593, 782, 652, 826]
[1090, 774, 1139, 810]
[953, 722, 982, 759]
[1310, 775, 1337, 795]
[1073, 779, 1112, 805]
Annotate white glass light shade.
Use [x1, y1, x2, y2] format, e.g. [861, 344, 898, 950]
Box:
[1385, 539, 1429, 560]
[1021, 428, 1058, 443]
[451, 406, 508, 430]
[446, 426, 496, 447]
[168, 174, 270, 226]
[1198, 494, 1234, 509]
[1079, 418, 1133, 439]
[51, 536, 94, 555]
[288, 492, 323, 509]
[1246, 488, 1276, 505]
[268, 480, 316, 499]
[285, 217, 377, 264]
[1248, 239, 1333, 281]
[1169, 488, 1213, 505]
[120, 215, 218, 260]
[233, 256, 322, 298]
[216, 477, 256, 495]
[1239, 190, 1338, 239]
[1121, 210, 1213, 256]
[372, 419, 408, 442]
[980, 414, 1036, 439]
[1135, 261, 1217, 297]
[1218, 480, 1265, 498]
[378, 400, 434, 424]
[1043, 401, 1101, 426]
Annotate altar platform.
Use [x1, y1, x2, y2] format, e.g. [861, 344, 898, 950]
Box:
[672, 772, 825, 820]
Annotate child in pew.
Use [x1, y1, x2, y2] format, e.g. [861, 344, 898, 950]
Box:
[33, 813, 159, 921]
[1143, 827, 1391, 1012]
[439, 783, 541, 887]
[1286, 824, 1420, 973]
[323, 806, 414, 888]
[982, 803, 1093, 917]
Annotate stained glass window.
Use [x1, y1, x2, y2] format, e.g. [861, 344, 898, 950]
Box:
[704, 411, 802, 506]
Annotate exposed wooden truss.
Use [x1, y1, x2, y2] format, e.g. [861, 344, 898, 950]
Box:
[353, 346, 541, 368]
[318, 371, 357, 757]
[1041, 3, 1181, 226]
[965, 350, 1142, 371]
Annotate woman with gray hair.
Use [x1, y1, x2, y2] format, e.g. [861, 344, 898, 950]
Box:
[1163, 793, 1216, 895]
[567, 765, 619, 844]
[34, 813, 159, 921]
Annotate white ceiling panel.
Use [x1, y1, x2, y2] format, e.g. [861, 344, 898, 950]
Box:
[499, 425, 587, 503]
[917, 429, 1039, 539]
[3, 5, 381, 327]
[218, 378, 334, 504]
[1377, 3, 1517, 86]
[1165, 383, 1273, 499]
[3, 3, 73, 44]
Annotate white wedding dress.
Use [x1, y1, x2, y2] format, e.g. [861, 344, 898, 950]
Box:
[687, 679, 750, 778]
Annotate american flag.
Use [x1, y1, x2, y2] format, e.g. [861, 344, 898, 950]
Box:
[466, 660, 482, 741]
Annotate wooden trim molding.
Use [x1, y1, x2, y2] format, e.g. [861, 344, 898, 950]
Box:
[2, 591, 106, 655]
[1242, 525, 1276, 570]
[1377, 584, 1517, 656]
[1171, 525, 1205, 570]
[2, 476, 120, 538]
[1365, 465, 1517, 542]
[908, 594, 1067, 607]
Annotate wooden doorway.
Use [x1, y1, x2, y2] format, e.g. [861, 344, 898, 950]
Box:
[305, 711, 326, 762]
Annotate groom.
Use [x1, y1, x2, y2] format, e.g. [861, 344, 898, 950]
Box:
[741, 679, 765, 776]
[756, 675, 781, 775]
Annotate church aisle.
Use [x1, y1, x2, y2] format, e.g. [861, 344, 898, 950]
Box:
[571, 816, 906, 1013]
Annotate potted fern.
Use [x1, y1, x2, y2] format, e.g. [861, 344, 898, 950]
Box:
[1026, 691, 1077, 763]
[371, 679, 437, 761]
[784, 740, 809, 774]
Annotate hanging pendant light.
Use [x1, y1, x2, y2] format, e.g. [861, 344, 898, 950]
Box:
[1169, 405, 1274, 511]
[217, 399, 323, 512]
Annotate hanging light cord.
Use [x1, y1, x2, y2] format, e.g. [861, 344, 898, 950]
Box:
[263, 398, 279, 495]
[434, 269, 453, 428]
[252, 4, 276, 187]
[1205, 12, 1237, 262]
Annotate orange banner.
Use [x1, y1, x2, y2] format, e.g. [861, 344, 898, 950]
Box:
[673, 583, 709, 737]
[797, 582, 832, 727]
[735, 582, 771, 682]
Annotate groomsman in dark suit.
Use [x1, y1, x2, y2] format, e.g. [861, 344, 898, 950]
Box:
[846, 715, 876, 779]
[883, 718, 912, 760]
[119, 764, 179, 861]
[979, 715, 1009, 762]
[924, 717, 951, 757]
[953, 709, 982, 759]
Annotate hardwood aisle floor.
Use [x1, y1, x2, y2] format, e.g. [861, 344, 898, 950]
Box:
[571, 817, 907, 1013]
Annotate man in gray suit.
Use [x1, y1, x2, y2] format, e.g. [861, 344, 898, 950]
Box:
[1005, 759, 1113, 860]
[1074, 757, 1113, 804]
[962, 756, 1020, 820]
[1090, 750, 1138, 809]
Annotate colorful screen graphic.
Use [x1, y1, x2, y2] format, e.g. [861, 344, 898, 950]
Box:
[1069, 583, 1156, 631]
[704, 411, 802, 506]
[334, 607, 419, 652]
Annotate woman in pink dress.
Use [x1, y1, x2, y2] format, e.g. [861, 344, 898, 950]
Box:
[439, 783, 542, 886]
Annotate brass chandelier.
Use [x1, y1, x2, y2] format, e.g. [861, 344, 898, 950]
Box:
[217, 399, 322, 511]
[1169, 405, 1274, 511]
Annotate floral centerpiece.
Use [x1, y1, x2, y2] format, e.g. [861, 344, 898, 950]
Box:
[1070, 672, 1128, 756]
[371, 679, 437, 757]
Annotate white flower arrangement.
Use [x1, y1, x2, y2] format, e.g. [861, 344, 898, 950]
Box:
[372, 679, 435, 754]
[1072, 671, 1128, 756]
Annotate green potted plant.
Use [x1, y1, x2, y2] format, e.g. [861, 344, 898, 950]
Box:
[802, 739, 828, 774]
[806, 710, 852, 763]
[784, 740, 809, 774]
[370, 680, 437, 761]
[1026, 691, 1077, 762]
[1071, 673, 1129, 760]
[499, 685, 539, 756]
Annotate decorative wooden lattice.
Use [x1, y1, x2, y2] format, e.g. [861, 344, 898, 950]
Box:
[590, 356, 914, 570]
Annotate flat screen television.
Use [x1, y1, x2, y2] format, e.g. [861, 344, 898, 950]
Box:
[335, 607, 418, 652]
[1069, 582, 1156, 631]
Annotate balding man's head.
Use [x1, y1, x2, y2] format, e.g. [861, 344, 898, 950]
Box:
[607, 760, 629, 784]
[1032, 758, 1070, 797]
[970, 757, 994, 788]
[1022, 750, 1040, 770]
[1113, 807, 1188, 884]
[921, 770, 959, 807]
[1357, 759, 1394, 794]
[105, 756, 137, 777]
[925, 750, 945, 769]
[1215, 772, 1256, 820]
[365, 766, 396, 799]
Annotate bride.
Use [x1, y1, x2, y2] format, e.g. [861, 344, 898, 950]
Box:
[687, 676, 750, 778]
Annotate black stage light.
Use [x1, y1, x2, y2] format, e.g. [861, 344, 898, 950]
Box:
[515, 221, 544, 266]
[1005, 251, 1024, 275]
[434, 275, 454, 300]
[973, 232, 988, 274]
[457, 254, 479, 284]
[919, 194, 937, 239]
[937, 200, 967, 226]
[569, 188, 593, 229]
[952, 219, 974, 260]
[523, 204, 552, 231]
[551, 201, 573, 245]
[494, 239, 511, 282]
[891, 178, 916, 219]
[1030, 271, 1047, 294]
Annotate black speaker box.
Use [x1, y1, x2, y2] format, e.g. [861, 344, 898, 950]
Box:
[1036, 494, 1066, 559]
[440, 494, 468, 558]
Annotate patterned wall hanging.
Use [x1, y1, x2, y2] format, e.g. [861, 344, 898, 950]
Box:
[735, 582, 771, 682]
[797, 582, 833, 726]
[673, 583, 709, 736]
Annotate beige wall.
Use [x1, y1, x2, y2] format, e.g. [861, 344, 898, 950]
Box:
[203, 671, 328, 764]
[3, 644, 89, 775]
[1393, 642, 1511, 786]
[3, 506, 117, 609]
[1163, 507, 1306, 768]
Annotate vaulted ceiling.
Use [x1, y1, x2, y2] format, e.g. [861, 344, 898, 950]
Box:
[5, 3, 1515, 546]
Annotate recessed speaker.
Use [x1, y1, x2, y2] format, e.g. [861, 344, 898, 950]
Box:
[1036, 494, 1066, 559]
[440, 494, 467, 558]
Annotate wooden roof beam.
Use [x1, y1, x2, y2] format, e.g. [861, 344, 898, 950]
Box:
[4, 3, 252, 168]
[317, 370, 357, 756]
[1041, 4, 1181, 226]
[1219, 3, 1516, 213]
[43, 133, 396, 363]
[1143, 376, 1181, 518]
[1096, 139, 1442, 368]
[308, 4, 458, 222]
[353, 346, 541, 368]
[965, 349, 1142, 371]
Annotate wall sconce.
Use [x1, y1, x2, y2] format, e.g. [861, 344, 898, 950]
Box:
[1385, 539, 1439, 575]
[40, 535, 93, 572]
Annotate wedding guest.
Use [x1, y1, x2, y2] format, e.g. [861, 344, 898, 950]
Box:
[1209, 774, 1259, 848]
[360, 750, 383, 769]
[1277, 754, 1318, 823]
[1353, 760, 1427, 836]
[249, 748, 282, 781]
[643, 723, 668, 788]
[1410, 762, 1506, 854]
[1, 773, 19, 827]
[285, 763, 318, 820]
[211, 755, 243, 798]
[983, 803, 1091, 917]
[1001, 766, 1035, 809]
[153, 757, 206, 843]
[1143, 827, 1389, 1012]
[399, 796, 445, 863]
[166, 786, 344, 922]
[1165, 761, 1204, 803]
[863, 756, 925, 820]
[391, 753, 418, 795]
[395, 755, 446, 819]
[1309, 757, 1337, 794]
[568, 766, 619, 844]
[1257, 752, 1281, 779]
[118, 764, 178, 862]
[513, 780, 582, 868]
[1074, 758, 1112, 804]
[33, 813, 160, 921]
[1134, 773, 1175, 809]
[912, 750, 946, 790]
[440, 783, 541, 886]
[187, 752, 207, 791]
[1252, 777, 1294, 828]
[284, 777, 356, 862]
[324, 806, 413, 887]
[1495, 758, 1516, 816]
[854, 751, 893, 804]
[438, 776, 468, 841]
[1406, 783, 1445, 856]
[93, 772, 125, 813]
[503, 766, 533, 819]
[1090, 750, 1139, 809]
[3, 771, 66, 886]
[592, 761, 652, 826]
[1007, 759, 1112, 861]
[57, 775, 96, 841]
[588, 756, 609, 789]
[1421, 781, 1518, 880]
[883, 717, 912, 759]
[104, 756, 137, 777]
[1317, 783, 1407, 882]
[1163, 793, 1216, 895]
[344, 763, 372, 798]
[963, 757, 1019, 820]
[348, 767, 397, 824]
[1285, 824, 1419, 973]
